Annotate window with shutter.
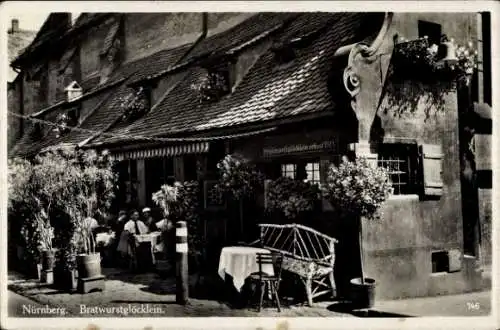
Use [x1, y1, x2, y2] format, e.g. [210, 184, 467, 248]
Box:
[378, 143, 419, 195]
[420, 144, 444, 197]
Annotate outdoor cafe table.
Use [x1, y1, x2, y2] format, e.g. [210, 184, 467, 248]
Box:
[134, 231, 162, 268]
[218, 246, 274, 293]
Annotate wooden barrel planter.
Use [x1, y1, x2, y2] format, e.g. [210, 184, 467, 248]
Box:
[76, 253, 102, 279]
[350, 277, 376, 309]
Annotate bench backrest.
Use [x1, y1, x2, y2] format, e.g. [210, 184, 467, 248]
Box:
[257, 223, 338, 267]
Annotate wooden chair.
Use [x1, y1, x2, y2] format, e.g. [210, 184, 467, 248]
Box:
[250, 252, 284, 312]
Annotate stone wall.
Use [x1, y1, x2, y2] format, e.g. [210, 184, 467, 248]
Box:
[351, 12, 482, 299]
[7, 79, 22, 150]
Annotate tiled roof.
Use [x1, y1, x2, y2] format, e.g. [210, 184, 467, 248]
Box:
[9, 42, 192, 158]
[125, 43, 194, 85]
[8, 91, 111, 158]
[7, 30, 36, 81]
[180, 13, 298, 65]
[92, 13, 375, 146]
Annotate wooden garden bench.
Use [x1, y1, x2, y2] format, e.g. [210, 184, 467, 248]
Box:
[250, 223, 338, 306]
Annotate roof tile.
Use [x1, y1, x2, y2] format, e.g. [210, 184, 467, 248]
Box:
[93, 13, 377, 147]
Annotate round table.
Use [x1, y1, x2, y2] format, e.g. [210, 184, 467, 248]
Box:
[218, 246, 274, 292]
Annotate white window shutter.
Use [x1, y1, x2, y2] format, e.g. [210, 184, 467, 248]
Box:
[474, 134, 491, 171]
[421, 144, 444, 196]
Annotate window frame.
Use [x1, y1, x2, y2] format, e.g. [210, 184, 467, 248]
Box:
[377, 143, 420, 195]
[279, 158, 322, 185]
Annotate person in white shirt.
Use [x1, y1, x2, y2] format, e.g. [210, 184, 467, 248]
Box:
[121, 210, 149, 270]
[142, 207, 156, 232]
[124, 210, 149, 235]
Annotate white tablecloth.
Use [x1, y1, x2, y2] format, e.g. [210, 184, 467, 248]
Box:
[218, 246, 274, 292]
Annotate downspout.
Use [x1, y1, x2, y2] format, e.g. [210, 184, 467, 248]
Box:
[176, 12, 208, 65]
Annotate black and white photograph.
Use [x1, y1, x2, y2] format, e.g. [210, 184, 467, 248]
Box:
[1, 1, 497, 329]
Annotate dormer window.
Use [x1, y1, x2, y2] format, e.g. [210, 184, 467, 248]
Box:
[65, 81, 83, 102]
[191, 63, 232, 103]
[119, 86, 151, 122]
[53, 109, 78, 138]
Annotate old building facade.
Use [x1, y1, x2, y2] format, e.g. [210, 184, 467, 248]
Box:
[8, 12, 492, 300]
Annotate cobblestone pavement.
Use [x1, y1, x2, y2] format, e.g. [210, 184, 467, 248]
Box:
[7, 269, 350, 318]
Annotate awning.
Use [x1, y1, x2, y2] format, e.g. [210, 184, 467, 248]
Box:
[110, 142, 210, 161]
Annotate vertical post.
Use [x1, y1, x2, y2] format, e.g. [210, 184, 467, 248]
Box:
[176, 221, 189, 305]
[136, 159, 147, 207]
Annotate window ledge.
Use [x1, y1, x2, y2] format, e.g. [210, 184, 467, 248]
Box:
[430, 272, 449, 277]
[387, 194, 419, 201]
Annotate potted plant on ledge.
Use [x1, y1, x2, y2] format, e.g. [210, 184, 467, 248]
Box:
[322, 157, 393, 309]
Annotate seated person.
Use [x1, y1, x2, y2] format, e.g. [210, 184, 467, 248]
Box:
[142, 207, 156, 232]
[124, 210, 149, 235]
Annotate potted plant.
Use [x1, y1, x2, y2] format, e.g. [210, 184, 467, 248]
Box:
[152, 181, 203, 274]
[53, 238, 78, 291]
[215, 154, 263, 240]
[322, 157, 393, 309]
[384, 34, 477, 118]
[35, 208, 55, 283]
[64, 150, 115, 286]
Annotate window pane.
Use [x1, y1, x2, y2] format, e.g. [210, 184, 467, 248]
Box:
[378, 144, 414, 195]
[281, 163, 296, 179]
[313, 171, 320, 182]
[305, 162, 320, 183]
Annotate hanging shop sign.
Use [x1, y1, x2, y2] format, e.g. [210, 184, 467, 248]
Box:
[263, 140, 335, 157]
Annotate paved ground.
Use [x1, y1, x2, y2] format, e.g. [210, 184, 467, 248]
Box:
[7, 291, 43, 317]
[7, 269, 351, 318]
[375, 290, 491, 317]
[7, 268, 492, 318]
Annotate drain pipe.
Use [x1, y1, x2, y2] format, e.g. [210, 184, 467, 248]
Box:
[176, 12, 208, 64]
[131, 12, 208, 87]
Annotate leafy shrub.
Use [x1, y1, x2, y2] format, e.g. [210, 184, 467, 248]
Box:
[152, 181, 202, 257]
[321, 157, 393, 220]
[8, 149, 116, 271]
[215, 154, 263, 200]
[265, 177, 322, 220]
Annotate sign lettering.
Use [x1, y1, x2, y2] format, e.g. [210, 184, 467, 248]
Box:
[263, 140, 335, 157]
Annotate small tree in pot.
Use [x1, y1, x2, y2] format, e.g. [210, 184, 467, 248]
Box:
[152, 181, 202, 273]
[64, 150, 116, 284]
[215, 154, 263, 241]
[321, 157, 393, 308]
